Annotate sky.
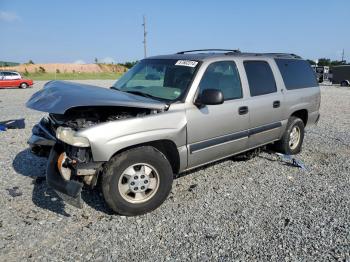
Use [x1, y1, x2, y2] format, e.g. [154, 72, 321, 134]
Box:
[0, 0, 349, 64]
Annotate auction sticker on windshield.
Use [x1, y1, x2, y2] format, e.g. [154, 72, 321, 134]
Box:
[175, 60, 198, 67]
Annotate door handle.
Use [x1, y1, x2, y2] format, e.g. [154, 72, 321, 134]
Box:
[238, 106, 249, 115]
[273, 100, 280, 108]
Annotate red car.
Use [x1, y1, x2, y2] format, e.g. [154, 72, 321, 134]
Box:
[0, 71, 33, 89]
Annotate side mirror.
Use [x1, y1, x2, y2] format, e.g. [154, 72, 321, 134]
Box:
[195, 89, 224, 106]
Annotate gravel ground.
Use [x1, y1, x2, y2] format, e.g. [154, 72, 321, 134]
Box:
[0, 81, 349, 261]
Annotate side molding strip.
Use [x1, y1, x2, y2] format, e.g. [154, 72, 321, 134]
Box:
[189, 121, 282, 154]
[190, 130, 249, 154]
[249, 122, 282, 136]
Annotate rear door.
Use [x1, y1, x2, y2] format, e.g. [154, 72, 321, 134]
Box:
[186, 60, 250, 168]
[243, 60, 284, 148]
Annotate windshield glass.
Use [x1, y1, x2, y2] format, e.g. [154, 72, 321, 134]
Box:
[112, 59, 199, 101]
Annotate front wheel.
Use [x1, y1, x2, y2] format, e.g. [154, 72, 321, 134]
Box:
[273, 116, 305, 155]
[20, 82, 28, 89]
[102, 146, 173, 216]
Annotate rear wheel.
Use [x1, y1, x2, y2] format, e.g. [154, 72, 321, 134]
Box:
[20, 82, 28, 89]
[102, 146, 173, 216]
[340, 80, 349, 87]
[273, 116, 305, 155]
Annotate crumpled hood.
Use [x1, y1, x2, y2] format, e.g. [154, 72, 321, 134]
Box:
[26, 81, 167, 114]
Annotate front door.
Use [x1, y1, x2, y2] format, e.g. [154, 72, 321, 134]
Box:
[186, 61, 250, 168]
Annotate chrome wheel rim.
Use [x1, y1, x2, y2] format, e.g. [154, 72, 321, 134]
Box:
[289, 126, 301, 150]
[21, 83, 27, 88]
[118, 163, 159, 204]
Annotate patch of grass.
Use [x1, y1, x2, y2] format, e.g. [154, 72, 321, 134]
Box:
[25, 72, 123, 81]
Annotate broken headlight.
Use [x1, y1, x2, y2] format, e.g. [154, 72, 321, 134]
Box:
[56, 127, 90, 147]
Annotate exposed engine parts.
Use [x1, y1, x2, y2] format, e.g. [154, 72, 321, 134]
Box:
[49, 106, 157, 130]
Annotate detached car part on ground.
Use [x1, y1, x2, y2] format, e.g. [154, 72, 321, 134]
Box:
[27, 50, 321, 216]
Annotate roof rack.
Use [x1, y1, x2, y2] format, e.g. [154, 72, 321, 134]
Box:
[176, 49, 241, 54]
[261, 53, 302, 59]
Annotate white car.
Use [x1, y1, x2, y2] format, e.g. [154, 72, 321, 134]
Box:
[0, 71, 22, 80]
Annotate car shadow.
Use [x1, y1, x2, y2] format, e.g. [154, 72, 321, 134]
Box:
[12, 147, 268, 215]
[12, 149, 111, 216]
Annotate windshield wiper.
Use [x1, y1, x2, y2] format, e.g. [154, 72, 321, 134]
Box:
[111, 87, 162, 101]
[124, 90, 159, 100]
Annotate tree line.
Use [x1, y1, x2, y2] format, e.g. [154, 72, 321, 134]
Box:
[307, 58, 348, 66]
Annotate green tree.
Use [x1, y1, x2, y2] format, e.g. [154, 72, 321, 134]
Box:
[317, 58, 331, 66]
[94, 58, 98, 64]
[28, 60, 34, 64]
[307, 59, 316, 65]
[315, 58, 347, 67]
[330, 60, 346, 66]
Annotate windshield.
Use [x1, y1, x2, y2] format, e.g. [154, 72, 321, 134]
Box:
[112, 59, 199, 101]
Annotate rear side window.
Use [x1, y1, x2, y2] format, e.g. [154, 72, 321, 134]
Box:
[244, 61, 277, 96]
[275, 59, 318, 89]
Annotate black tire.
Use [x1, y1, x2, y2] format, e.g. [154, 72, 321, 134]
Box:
[20, 82, 28, 89]
[340, 80, 349, 87]
[102, 146, 173, 216]
[273, 116, 305, 155]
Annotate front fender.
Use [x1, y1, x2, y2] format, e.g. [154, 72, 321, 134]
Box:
[77, 107, 187, 162]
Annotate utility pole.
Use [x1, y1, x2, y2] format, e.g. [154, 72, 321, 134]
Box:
[142, 15, 147, 58]
[341, 48, 345, 63]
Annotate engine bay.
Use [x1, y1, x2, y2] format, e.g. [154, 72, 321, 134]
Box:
[49, 106, 157, 130]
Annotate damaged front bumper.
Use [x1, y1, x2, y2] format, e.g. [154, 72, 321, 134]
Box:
[28, 117, 103, 208]
[46, 144, 103, 208]
[47, 147, 84, 208]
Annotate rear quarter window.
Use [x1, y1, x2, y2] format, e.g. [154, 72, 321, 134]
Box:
[275, 59, 318, 89]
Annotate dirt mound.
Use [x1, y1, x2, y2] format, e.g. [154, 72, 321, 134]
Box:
[1, 63, 127, 73]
